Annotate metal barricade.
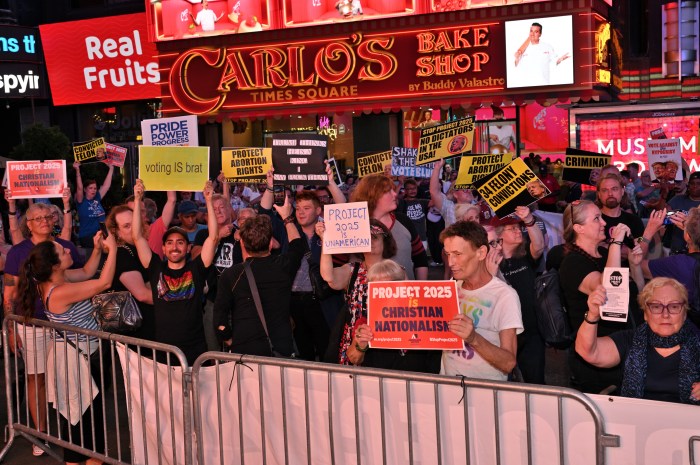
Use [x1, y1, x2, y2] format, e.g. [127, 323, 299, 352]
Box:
[0, 315, 193, 465]
[191, 352, 621, 465]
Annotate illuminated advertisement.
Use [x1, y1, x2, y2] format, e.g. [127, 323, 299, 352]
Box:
[577, 111, 699, 173]
[505, 15, 574, 89]
[0, 25, 43, 62]
[161, 12, 596, 117]
[147, 0, 589, 42]
[0, 25, 48, 99]
[39, 13, 160, 106]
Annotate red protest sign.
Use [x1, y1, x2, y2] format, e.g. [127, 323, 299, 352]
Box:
[6, 160, 67, 199]
[105, 143, 127, 167]
[367, 281, 463, 350]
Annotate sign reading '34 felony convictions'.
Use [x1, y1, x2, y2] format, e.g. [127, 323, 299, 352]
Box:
[271, 133, 328, 186]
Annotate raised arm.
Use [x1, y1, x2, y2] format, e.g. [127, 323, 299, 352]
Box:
[515, 206, 544, 259]
[260, 168, 275, 211]
[132, 179, 153, 269]
[429, 159, 445, 211]
[59, 186, 72, 241]
[218, 171, 231, 202]
[325, 161, 346, 204]
[98, 164, 115, 199]
[273, 195, 299, 242]
[74, 162, 84, 204]
[65, 233, 104, 282]
[160, 190, 177, 228]
[316, 221, 353, 290]
[4, 190, 23, 245]
[574, 286, 621, 368]
[199, 180, 219, 268]
[119, 272, 153, 304]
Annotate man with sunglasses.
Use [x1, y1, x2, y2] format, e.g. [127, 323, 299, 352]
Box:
[3, 202, 100, 456]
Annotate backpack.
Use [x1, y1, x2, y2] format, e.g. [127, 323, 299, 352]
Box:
[533, 268, 574, 349]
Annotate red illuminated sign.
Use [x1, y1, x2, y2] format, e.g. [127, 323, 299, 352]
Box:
[39, 13, 160, 106]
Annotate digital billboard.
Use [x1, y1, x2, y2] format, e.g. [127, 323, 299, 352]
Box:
[505, 15, 574, 89]
[40, 13, 160, 106]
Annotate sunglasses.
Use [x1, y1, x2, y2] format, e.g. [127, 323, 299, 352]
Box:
[568, 200, 582, 225]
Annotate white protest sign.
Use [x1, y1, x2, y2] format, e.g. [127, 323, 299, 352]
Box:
[323, 202, 371, 254]
[600, 267, 629, 322]
[141, 115, 198, 147]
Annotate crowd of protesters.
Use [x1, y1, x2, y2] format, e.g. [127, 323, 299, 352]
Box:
[2, 155, 700, 461]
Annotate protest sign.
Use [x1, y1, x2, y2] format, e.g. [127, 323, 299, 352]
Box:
[139, 146, 209, 191]
[322, 202, 371, 254]
[367, 281, 462, 350]
[221, 147, 272, 183]
[105, 143, 127, 167]
[454, 153, 510, 189]
[561, 148, 612, 186]
[646, 139, 682, 182]
[416, 116, 475, 165]
[600, 267, 629, 323]
[73, 137, 107, 164]
[271, 134, 328, 186]
[6, 160, 67, 199]
[141, 115, 198, 147]
[650, 127, 668, 139]
[473, 157, 549, 218]
[356, 150, 392, 177]
[391, 147, 434, 178]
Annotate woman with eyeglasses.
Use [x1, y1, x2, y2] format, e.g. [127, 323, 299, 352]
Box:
[560, 199, 636, 393]
[576, 277, 700, 404]
[494, 206, 546, 384]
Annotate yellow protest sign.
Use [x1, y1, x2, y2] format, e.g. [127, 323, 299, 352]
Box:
[473, 157, 549, 218]
[139, 146, 209, 191]
[73, 137, 107, 163]
[356, 150, 393, 177]
[222, 147, 272, 183]
[416, 116, 475, 165]
[454, 153, 511, 189]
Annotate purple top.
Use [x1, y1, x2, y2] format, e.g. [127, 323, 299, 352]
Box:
[5, 238, 85, 320]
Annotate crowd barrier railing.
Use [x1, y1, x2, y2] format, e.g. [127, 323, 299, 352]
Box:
[190, 352, 621, 465]
[0, 315, 192, 465]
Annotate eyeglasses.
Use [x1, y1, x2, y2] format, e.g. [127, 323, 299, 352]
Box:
[488, 238, 503, 248]
[502, 226, 521, 233]
[27, 215, 54, 223]
[646, 301, 684, 314]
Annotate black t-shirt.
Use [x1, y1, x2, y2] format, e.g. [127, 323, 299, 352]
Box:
[610, 329, 681, 403]
[213, 238, 305, 356]
[602, 211, 644, 250]
[147, 255, 208, 349]
[398, 198, 429, 241]
[194, 229, 242, 302]
[500, 251, 540, 335]
[112, 244, 155, 340]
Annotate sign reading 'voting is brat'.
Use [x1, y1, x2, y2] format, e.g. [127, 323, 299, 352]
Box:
[6, 160, 67, 199]
[272, 133, 328, 186]
[139, 146, 209, 191]
[322, 202, 371, 254]
[368, 281, 463, 350]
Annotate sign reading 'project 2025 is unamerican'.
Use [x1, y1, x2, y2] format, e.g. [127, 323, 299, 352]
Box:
[39, 13, 160, 106]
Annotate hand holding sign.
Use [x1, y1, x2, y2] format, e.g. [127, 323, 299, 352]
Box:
[448, 313, 477, 345]
[134, 179, 145, 201]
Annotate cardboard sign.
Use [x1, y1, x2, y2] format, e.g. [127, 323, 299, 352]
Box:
[416, 116, 475, 165]
[646, 139, 683, 182]
[141, 115, 198, 147]
[6, 160, 67, 199]
[105, 143, 127, 167]
[391, 147, 434, 178]
[271, 133, 328, 186]
[138, 146, 209, 191]
[561, 148, 612, 186]
[454, 153, 510, 189]
[322, 202, 371, 254]
[73, 137, 107, 164]
[473, 158, 550, 218]
[356, 150, 392, 177]
[367, 281, 463, 350]
[222, 147, 272, 183]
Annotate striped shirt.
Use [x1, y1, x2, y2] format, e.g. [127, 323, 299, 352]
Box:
[45, 286, 98, 343]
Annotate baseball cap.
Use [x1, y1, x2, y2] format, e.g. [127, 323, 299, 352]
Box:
[689, 172, 700, 182]
[162, 226, 190, 244]
[178, 200, 198, 215]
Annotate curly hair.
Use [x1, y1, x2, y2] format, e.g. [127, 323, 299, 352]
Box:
[638, 277, 688, 315]
[17, 241, 60, 320]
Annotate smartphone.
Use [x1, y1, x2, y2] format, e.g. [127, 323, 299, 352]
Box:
[98, 221, 108, 238]
[273, 185, 285, 207]
[327, 157, 343, 186]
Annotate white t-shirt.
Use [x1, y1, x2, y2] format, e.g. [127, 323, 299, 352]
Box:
[489, 124, 515, 149]
[195, 8, 217, 31]
[518, 42, 556, 86]
[441, 277, 523, 381]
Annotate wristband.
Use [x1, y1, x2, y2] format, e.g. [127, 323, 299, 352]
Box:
[355, 342, 369, 353]
[8, 211, 16, 216]
[63, 209, 72, 214]
[636, 236, 650, 244]
[523, 218, 537, 227]
[266, 186, 274, 193]
[283, 215, 295, 225]
[609, 240, 624, 246]
[584, 311, 600, 324]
